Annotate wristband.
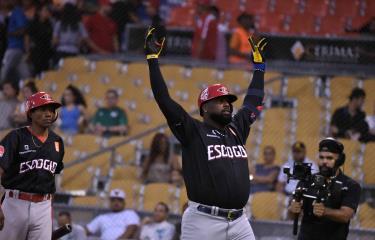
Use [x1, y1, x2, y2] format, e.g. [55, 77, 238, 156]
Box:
[253, 63, 265, 72]
[146, 54, 159, 59]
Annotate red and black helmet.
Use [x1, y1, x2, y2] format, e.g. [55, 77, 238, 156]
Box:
[26, 92, 61, 115]
[197, 84, 237, 115]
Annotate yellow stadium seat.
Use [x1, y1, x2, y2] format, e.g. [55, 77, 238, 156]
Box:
[58, 56, 89, 73]
[109, 179, 142, 209]
[259, 108, 289, 165]
[363, 79, 375, 114]
[286, 76, 316, 99]
[72, 195, 103, 207]
[67, 134, 103, 153]
[250, 191, 286, 220]
[358, 203, 375, 229]
[142, 183, 177, 212]
[339, 139, 361, 181]
[61, 152, 111, 190]
[178, 187, 188, 211]
[363, 142, 375, 185]
[330, 77, 357, 111]
[112, 165, 140, 181]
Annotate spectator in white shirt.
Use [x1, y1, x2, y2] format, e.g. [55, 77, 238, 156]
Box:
[85, 189, 140, 240]
[140, 202, 175, 240]
[57, 211, 87, 240]
[276, 141, 318, 195]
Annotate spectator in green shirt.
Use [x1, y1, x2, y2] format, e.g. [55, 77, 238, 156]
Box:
[89, 89, 129, 137]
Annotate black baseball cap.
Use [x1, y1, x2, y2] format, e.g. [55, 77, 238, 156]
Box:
[319, 138, 344, 154]
[349, 88, 366, 100]
[292, 141, 306, 152]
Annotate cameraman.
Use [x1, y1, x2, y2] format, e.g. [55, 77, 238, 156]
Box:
[288, 138, 361, 240]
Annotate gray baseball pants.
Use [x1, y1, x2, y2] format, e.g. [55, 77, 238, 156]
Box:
[0, 190, 52, 240]
[182, 201, 256, 240]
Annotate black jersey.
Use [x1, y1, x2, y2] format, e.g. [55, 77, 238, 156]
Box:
[0, 127, 64, 194]
[298, 171, 361, 240]
[148, 59, 264, 209]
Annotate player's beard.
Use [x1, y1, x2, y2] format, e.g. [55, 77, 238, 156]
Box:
[319, 165, 336, 177]
[209, 112, 232, 126]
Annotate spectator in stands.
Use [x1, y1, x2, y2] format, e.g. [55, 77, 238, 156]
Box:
[86, 189, 140, 239]
[52, 3, 90, 64]
[276, 141, 318, 195]
[27, 4, 53, 76]
[58, 84, 87, 135]
[109, 0, 140, 48]
[0, 0, 32, 84]
[89, 89, 129, 137]
[142, 133, 172, 183]
[57, 211, 87, 240]
[139, 202, 175, 240]
[0, 81, 20, 130]
[191, 1, 218, 61]
[84, 0, 119, 54]
[11, 81, 38, 127]
[250, 146, 280, 194]
[228, 13, 255, 64]
[330, 88, 370, 142]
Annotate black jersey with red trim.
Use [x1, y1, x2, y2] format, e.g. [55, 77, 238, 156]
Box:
[148, 59, 264, 209]
[0, 127, 64, 194]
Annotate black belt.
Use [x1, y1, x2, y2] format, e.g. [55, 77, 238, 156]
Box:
[197, 205, 243, 221]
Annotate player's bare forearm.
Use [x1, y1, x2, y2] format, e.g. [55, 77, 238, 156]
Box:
[321, 206, 354, 223]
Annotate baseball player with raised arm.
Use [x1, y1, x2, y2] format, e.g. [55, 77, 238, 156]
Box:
[0, 91, 64, 240]
[145, 27, 267, 240]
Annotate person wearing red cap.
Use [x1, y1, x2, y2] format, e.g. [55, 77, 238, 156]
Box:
[145, 27, 267, 239]
[84, 0, 119, 54]
[0, 91, 65, 240]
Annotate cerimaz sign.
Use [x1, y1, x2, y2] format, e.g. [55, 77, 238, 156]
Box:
[125, 24, 375, 65]
[265, 35, 374, 65]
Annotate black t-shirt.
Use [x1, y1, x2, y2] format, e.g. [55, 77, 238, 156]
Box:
[298, 172, 361, 240]
[331, 106, 369, 138]
[148, 59, 262, 209]
[0, 127, 64, 194]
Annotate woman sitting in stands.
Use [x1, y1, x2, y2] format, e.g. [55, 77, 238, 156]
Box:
[142, 133, 176, 183]
[57, 84, 87, 134]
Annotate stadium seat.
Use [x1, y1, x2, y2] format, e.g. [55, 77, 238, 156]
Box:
[302, 0, 330, 17]
[58, 57, 89, 73]
[250, 192, 287, 220]
[358, 203, 375, 229]
[363, 0, 375, 17]
[61, 152, 111, 190]
[363, 79, 375, 113]
[110, 179, 142, 209]
[111, 165, 140, 181]
[72, 195, 102, 207]
[256, 13, 285, 33]
[331, 0, 360, 17]
[363, 142, 375, 185]
[283, 14, 317, 35]
[271, 0, 300, 15]
[259, 108, 289, 165]
[178, 187, 188, 212]
[92, 60, 122, 76]
[339, 139, 361, 181]
[245, 1, 269, 15]
[317, 16, 347, 36]
[167, 7, 195, 27]
[142, 183, 177, 212]
[66, 134, 103, 153]
[329, 77, 357, 111]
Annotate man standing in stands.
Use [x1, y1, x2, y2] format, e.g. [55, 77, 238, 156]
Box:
[191, 0, 218, 61]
